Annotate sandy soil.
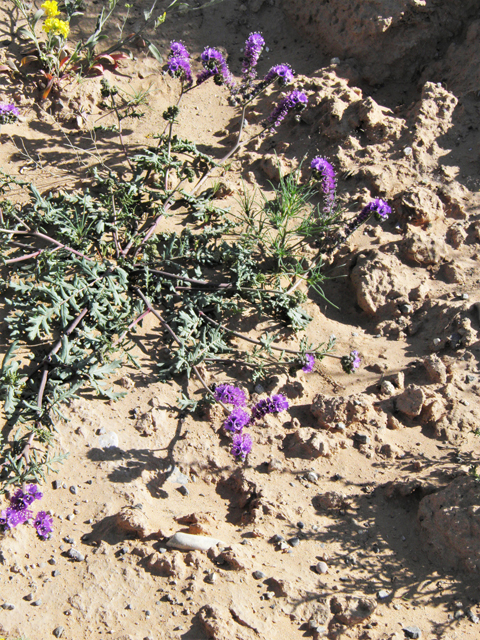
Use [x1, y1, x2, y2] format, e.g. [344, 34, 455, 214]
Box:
[1, 1, 480, 639]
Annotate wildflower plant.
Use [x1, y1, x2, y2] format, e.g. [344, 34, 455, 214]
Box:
[0, 29, 390, 486]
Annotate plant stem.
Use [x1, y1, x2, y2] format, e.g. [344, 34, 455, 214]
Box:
[0, 229, 93, 262]
[135, 288, 228, 410]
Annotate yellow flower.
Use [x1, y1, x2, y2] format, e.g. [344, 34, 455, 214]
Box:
[43, 17, 70, 39]
[41, 0, 60, 18]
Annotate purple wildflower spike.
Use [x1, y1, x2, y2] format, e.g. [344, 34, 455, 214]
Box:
[265, 89, 308, 131]
[11, 485, 42, 510]
[251, 394, 290, 421]
[242, 33, 265, 81]
[311, 157, 336, 209]
[197, 47, 235, 89]
[223, 408, 251, 433]
[344, 198, 391, 238]
[214, 384, 247, 407]
[263, 64, 294, 87]
[231, 432, 252, 460]
[167, 55, 193, 86]
[34, 511, 53, 540]
[341, 350, 361, 374]
[0, 506, 32, 529]
[170, 41, 189, 60]
[271, 394, 289, 412]
[302, 353, 315, 373]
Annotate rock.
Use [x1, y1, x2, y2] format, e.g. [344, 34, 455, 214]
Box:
[265, 577, 293, 597]
[216, 545, 252, 570]
[32, 599, 42, 606]
[330, 595, 377, 625]
[175, 512, 216, 536]
[167, 532, 224, 551]
[307, 471, 319, 482]
[288, 537, 300, 547]
[178, 485, 189, 496]
[67, 548, 84, 562]
[311, 392, 384, 431]
[313, 491, 346, 511]
[423, 355, 447, 383]
[418, 476, 480, 572]
[401, 187, 443, 226]
[267, 458, 283, 473]
[283, 429, 332, 459]
[115, 507, 150, 539]
[381, 380, 396, 396]
[166, 466, 189, 485]
[252, 570, 266, 580]
[401, 228, 446, 265]
[379, 443, 404, 459]
[147, 550, 187, 579]
[442, 263, 465, 284]
[354, 432, 370, 445]
[446, 223, 467, 248]
[1, 602, 15, 610]
[98, 431, 119, 448]
[205, 572, 217, 584]
[316, 561, 328, 574]
[403, 626, 422, 639]
[395, 384, 425, 417]
[198, 604, 253, 640]
[53, 627, 65, 638]
[351, 251, 410, 316]
[260, 154, 285, 181]
[386, 412, 404, 430]
[377, 590, 391, 600]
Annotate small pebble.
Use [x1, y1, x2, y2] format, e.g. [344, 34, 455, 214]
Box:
[403, 146, 413, 156]
[306, 471, 318, 482]
[205, 572, 217, 584]
[279, 541, 288, 550]
[32, 599, 42, 607]
[378, 589, 391, 600]
[66, 514, 75, 521]
[2, 603, 15, 610]
[335, 422, 346, 432]
[287, 537, 300, 547]
[271, 534, 284, 543]
[467, 610, 479, 623]
[48, 557, 57, 565]
[354, 432, 370, 445]
[316, 561, 328, 574]
[403, 626, 422, 639]
[125, 603, 132, 610]
[67, 548, 85, 562]
[85, 479, 93, 485]
[433, 338, 442, 346]
[253, 570, 266, 580]
[178, 485, 189, 496]
[52, 480, 59, 490]
[64, 536, 75, 544]
[25, 592, 35, 601]
[330, 57, 340, 64]
[52, 570, 60, 577]
[297, 521, 305, 529]
[461, 293, 469, 300]
[69, 485, 77, 495]
[53, 626, 65, 638]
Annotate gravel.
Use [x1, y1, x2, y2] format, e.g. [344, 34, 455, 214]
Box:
[253, 570, 266, 580]
[403, 626, 422, 639]
[67, 548, 85, 562]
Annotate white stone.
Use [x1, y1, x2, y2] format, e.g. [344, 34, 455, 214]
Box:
[166, 532, 224, 552]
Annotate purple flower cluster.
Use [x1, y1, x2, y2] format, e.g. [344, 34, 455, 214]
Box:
[302, 353, 315, 373]
[265, 89, 308, 131]
[0, 484, 51, 539]
[223, 407, 250, 433]
[197, 47, 235, 89]
[34, 511, 54, 540]
[344, 198, 391, 237]
[231, 432, 252, 460]
[311, 157, 336, 210]
[0, 103, 20, 125]
[251, 394, 289, 421]
[341, 350, 361, 374]
[167, 41, 193, 87]
[263, 64, 294, 87]
[242, 33, 265, 82]
[214, 383, 247, 407]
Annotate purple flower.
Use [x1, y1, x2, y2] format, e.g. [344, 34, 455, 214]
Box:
[223, 407, 251, 433]
[170, 41, 189, 60]
[242, 33, 265, 81]
[167, 55, 193, 86]
[34, 511, 53, 540]
[251, 394, 289, 421]
[214, 384, 247, 407]
[0, 506, 32, 529]
[0, 103, 20, 124]
[341, 350, 361, 374]
[271, 394, 289, 412]
[231, 432, 252, 460]
[344, 198, 391, 238]
[302, 353, 315, 373]
[197, 47, 235, 89]
[10, 485, 43, 510]
[311, 157, 336, 208]
[265, 89, 308, 131]
[263, 64, 294, 87]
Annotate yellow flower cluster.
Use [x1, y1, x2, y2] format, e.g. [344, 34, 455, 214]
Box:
[41, 0, 60, 18]
[43, 17, 70, 38]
